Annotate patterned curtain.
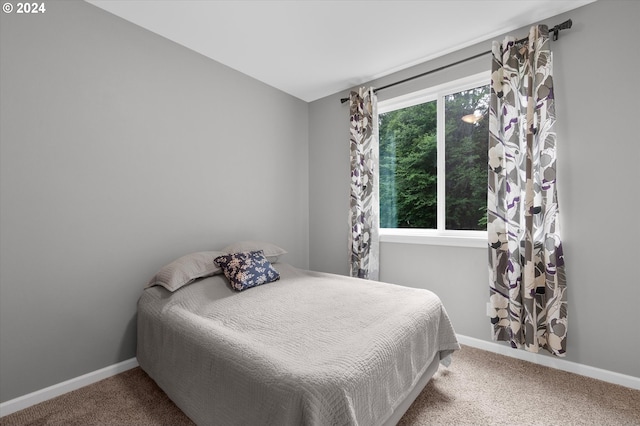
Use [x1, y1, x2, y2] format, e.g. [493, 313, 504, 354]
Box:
[487, 25, 567, 357]
[348, 87, 379, 280]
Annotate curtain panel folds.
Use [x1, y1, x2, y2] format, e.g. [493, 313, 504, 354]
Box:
[487, 25, 567, 356]
[348, 88, 379, 280]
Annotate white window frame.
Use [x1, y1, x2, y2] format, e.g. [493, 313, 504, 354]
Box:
[377, 71, 490, 248]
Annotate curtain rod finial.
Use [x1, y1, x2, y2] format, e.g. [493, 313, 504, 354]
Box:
[552, 19, 573, 40]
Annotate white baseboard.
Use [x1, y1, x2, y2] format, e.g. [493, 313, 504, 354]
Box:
[0, 357, 139, 417]
[456, 334, 640, 391]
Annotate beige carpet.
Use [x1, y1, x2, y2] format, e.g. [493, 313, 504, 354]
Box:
[2, 345, 639, 425]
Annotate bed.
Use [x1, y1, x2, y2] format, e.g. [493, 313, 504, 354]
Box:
[137, 242, 460, 425]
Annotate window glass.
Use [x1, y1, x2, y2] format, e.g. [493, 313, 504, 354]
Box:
[379, 100, 437, 228]
[444, 86, 490, 231]
[378, 74, 489, 232]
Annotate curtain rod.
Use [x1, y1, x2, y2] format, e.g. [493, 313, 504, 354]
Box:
[340, 19, 572, 104]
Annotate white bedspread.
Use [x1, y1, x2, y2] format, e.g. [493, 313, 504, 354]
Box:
[137, 263, 459, 425]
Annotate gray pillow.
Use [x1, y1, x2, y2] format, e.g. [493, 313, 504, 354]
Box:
[146, 251, 224, 292]
[221, 241, 287, 263]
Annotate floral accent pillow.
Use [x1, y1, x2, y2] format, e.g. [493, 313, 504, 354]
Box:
[214, 250, 280, 291]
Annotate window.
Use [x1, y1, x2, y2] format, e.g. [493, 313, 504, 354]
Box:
[377, 72, 489, 247]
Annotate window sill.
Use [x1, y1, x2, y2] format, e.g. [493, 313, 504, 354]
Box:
[379, 229, 487, 248]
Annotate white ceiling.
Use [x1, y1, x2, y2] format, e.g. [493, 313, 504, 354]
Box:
[86, 0, 594, 102]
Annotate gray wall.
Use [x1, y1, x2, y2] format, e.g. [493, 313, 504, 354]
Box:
[309, 0, 640, 379]
[0, 1, 309, 402]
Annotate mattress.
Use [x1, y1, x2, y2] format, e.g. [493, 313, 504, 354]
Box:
[137, 263, 459, 425]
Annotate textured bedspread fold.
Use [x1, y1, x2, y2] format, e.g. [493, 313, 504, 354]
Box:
[137, 263, 459, 425]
